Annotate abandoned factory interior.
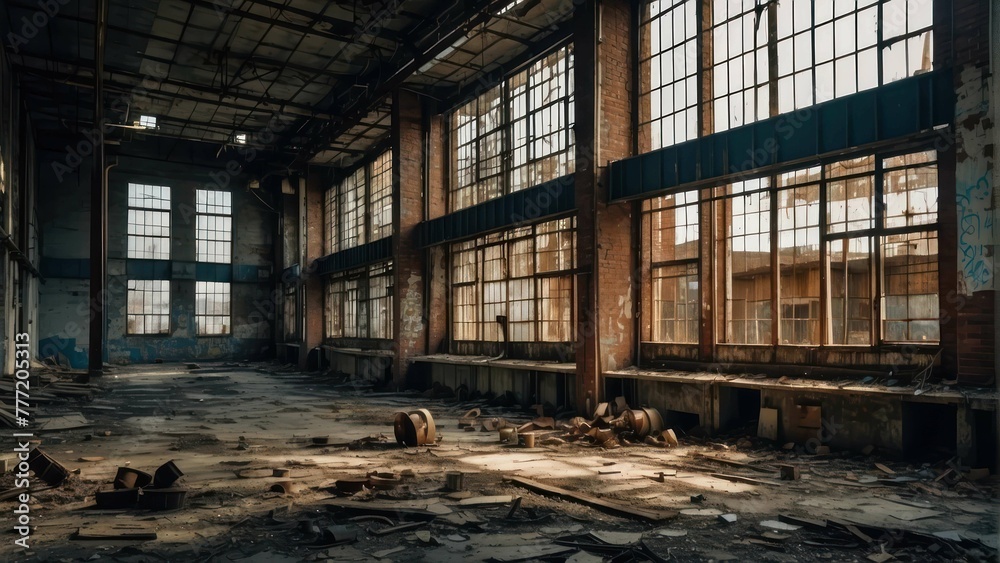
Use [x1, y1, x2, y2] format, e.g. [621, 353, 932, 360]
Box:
[0, 0, 997, 560]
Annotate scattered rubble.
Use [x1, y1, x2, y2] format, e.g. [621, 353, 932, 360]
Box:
[2, 361, 996, 562]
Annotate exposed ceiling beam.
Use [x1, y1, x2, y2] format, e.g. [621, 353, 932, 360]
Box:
[178, 0, 360, 45]
[291, 0, 506, 165]
[226, 0, 371, 39]
[12, 54, 337, 121]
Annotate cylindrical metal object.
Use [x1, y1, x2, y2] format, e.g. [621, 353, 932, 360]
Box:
[521, 433, 536, 448]
[445, 471, 464, 491]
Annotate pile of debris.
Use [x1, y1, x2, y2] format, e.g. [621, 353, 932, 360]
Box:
[458, 397, 681, 449]
[0, 359, 98, 428]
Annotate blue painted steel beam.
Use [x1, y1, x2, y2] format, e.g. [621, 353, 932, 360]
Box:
[419, 175, 576, 247]
[314, 236, 393, 276]
[609, 70, 954, 201]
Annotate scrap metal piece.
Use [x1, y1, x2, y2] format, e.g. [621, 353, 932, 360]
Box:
[393, 409, 437, 446]
[114, 467, 152, 490]
[153, 460, 184, 488]
[367, 472, 402, 490]
[458, 408, 481, 428]
[139, 488, 187, 511]
[270, 481, 298, 494]
[27, 448, 70, 487]
[622, 408, 664, 437]
[335, 478, 370, 493]
[95, 488, 140, 509]
[445, 471, 464, 492]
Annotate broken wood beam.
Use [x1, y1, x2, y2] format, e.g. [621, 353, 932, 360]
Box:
[506, 476, 677, 522]
[710, 473, 780, 486]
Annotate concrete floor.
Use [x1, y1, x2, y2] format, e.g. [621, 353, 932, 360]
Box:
[4, 364, 998, 562]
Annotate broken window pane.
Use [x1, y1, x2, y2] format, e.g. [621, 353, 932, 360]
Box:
[338, 168, 367, 250]
[641, 0, 697, 149]
[369, 151, 393, 241]
[196, 281, 231, 336]
[711, 0, 769, 132]
[650, 191, 699, 264]
[449, 218, 576, 344]
[882, 231, 939, 342]
[326, 279, 343, 338]
[195, 189, 233, 264]
[883, 150, 938, 228]
[726, 178, 772, 344]
[777, 169, 821, 345]
[828, 237, 873, 345]
[825, 156, 875, 234]
[367, 263, 393, 339]
[450, 46, 574, 208]
[653, 263, 699, 343]
[127, 280, 170, 335]
[127, 183, 171, 260]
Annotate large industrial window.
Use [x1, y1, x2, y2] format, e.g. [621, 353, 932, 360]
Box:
[196, 281, 231, 335]
[710, 0, 770, 132]
[324, 150, 393, 253]
[195, 189, 232, 263]
[339, 168, 366, 250]
[643, 191, 699, 343]
[449, 217, 576, 342]
[323, 187, 337, 255]
[127, 280, 170, 335]
[640, 0, 697, 150]
[369, 151, 393, 241]
[324, 261, 394, 340]
[282, 282, 298, 341]
[725, 178, 772, 344]
[325, 279, 343, 339]
[715, 148, 939, 347]
[450, 44, 575, 211]
[635, 0, 935, 141]
[127, 183, 171, 260]
[777, 168, 821, 345]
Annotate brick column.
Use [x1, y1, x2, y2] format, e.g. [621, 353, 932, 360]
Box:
[299, 172, 324, 369]
[391, 89, 429, 388]
[575, 0, 637, 412]
[945, 0, 995, 385]
[426, 112, 448, 355]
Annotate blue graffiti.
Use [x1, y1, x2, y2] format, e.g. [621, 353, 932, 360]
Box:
[956, 174, 994, 292]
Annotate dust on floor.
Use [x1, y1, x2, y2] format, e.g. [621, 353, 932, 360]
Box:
[3, 363, 998, 562]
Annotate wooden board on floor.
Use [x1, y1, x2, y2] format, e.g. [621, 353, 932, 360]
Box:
[757, 408, 778, 440]
[73, 525, 157, 540]
[506, 476, 677, 522]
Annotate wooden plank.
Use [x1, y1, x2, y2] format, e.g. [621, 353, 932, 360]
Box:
[369, 521, 427, 536]
[757, 408, 778, 440]
[709, 473, 780, 486]
[457, 495, 513, 506]
[692, 453, 776, 473]
[506, 476, 676, 522]
[73, 527, 157, 540]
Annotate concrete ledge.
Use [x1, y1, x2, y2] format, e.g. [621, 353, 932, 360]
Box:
[413, 353, 576, 374]
[605, 368, 999, 410]
[322, 345, 394, 357]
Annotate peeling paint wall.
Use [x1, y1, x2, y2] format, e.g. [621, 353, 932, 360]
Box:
[0, 49, 40, 376]
[36, 147, 276, 367]
[955, 66, 995, 295]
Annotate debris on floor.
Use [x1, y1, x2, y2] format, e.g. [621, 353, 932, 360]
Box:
[3, 362, 996, 562]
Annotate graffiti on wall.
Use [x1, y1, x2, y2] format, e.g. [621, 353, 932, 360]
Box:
[955, 67, 994, 295]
